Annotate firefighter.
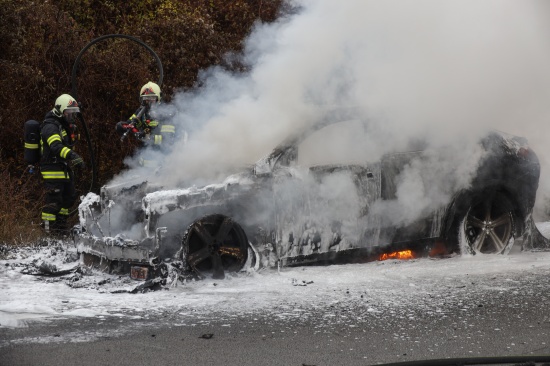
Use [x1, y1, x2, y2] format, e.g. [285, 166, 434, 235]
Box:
[116, 81, 176, 166]
[40, 94, 86, 234]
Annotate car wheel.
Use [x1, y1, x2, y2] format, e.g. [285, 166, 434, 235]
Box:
[182, 214, 249, 279]
[462, 195, 515, 255]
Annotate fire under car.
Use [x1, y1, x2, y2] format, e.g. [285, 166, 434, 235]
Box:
[75, 118, 550, 282]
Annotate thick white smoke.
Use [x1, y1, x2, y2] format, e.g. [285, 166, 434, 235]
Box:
[116, 0, 550, 224]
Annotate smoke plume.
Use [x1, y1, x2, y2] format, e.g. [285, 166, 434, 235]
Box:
[114, 0, 550, 225]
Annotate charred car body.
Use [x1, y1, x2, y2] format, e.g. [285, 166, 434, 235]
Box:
[76, 119, 548, 281]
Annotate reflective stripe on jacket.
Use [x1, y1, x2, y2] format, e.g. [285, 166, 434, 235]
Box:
[127, 107, 175, 149]
[40, 111, 76, 180]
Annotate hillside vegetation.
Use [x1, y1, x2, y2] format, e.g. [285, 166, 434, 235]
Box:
[0, 0, 285, 245]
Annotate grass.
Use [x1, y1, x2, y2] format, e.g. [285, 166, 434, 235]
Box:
[0, 164, 49, 246]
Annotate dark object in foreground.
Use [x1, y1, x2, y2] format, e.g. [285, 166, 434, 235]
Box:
[377, 355, 550, 366]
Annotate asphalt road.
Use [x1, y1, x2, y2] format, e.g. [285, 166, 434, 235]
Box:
[2, 270, 550, 366]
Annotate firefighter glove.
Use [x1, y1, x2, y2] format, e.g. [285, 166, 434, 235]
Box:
[69, 152, 86, 170]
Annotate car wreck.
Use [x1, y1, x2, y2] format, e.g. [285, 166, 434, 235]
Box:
[75, 118, 549, 283]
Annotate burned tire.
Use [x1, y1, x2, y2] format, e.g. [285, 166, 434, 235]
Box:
[182, 214, 249, 279]
[462, 194, 515, 255]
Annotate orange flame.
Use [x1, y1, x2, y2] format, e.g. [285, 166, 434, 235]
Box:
[378, 249, 415, 261]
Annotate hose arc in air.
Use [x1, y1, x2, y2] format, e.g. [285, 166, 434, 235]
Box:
[70, 34, 164, 196]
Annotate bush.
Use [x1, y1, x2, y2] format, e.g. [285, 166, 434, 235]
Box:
[0, 0, 284, 245]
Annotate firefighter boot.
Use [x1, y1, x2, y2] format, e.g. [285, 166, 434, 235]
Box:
[53, 217, 70, 238]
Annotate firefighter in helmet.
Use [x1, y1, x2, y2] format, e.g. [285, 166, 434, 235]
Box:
[40, 94, 86, 234]
[116, 81, 176, 166]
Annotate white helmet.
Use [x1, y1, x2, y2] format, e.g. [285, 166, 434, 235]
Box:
[139, 82, 161, 104]
[52, 94, 80, 117]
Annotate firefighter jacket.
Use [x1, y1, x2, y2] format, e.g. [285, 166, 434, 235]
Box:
[126, 106, 176, 149]
[40, 111, 79, 181]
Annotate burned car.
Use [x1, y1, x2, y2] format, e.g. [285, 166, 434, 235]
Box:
[76, 119, 548, 281]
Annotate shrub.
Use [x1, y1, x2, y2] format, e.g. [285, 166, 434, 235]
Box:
[0, 0, 284, 245]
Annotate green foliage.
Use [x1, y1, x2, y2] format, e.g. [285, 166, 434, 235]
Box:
[0, 0, 284, 245]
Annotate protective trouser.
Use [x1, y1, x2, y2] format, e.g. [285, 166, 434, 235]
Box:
[41, 171, 76, 234]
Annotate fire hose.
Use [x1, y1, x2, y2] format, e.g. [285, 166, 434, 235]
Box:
[70, 34, 164, 195]
[120, 105, 147, 141]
